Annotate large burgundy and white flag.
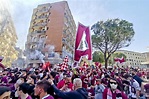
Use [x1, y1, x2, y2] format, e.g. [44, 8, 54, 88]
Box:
[74, 23, 92, 62]
[114, 57, 125, 63]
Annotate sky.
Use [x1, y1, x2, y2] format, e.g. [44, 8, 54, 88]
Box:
[2, 0, 149, 53]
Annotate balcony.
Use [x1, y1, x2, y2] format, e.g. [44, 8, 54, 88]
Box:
[62, 38, 73, 51]
[37, 15, 48, 20]
[33, 24, 47, 30]
[33, 8, 38, 14]
[36, 9, 50, 16]
[32, 15, 36, 20]
[33, 22, 47, 29]
[33, 19, 46, 24]
[28, 41, 38, 45]
[30, 30, 46, 36]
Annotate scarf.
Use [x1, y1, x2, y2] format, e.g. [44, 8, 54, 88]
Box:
[107, 88, 122, 99]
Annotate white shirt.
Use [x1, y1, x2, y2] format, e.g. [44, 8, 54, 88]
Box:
[132, 79, 141, 90]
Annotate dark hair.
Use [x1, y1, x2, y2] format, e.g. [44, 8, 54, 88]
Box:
[36, 80, 51, 92]
[50, 72, 57, 78]
[0, 86, 10, 96]
[19, 83, 30, 94]
[122, 80, 130, 85]
[36, 75, 41, 80]
[108, 78, 123, 91]
[105, 74, 110, 79]
[19, 76, 26, 82]
[30, 75, 36, 84]
[22, 69, 27, 72]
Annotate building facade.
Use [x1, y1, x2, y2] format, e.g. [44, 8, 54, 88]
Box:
[141, 52, 149, 68]
[116, 50, 147, 67]
[0, 7, 18, 67]
[25, 1, 76, 65]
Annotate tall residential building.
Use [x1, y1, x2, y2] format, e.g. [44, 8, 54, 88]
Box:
[0, 7, 18, 67]
[25, 1, 76, 64]
[116, 50, 147, 67]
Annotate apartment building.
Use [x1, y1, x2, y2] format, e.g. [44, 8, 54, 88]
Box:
[116, 50, 147, 67]
[0, 8, 18, 67]
[141, 52, 149, 68]
[25, 1, 76, 64]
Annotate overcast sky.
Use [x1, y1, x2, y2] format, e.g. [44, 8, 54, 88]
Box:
[2, 0, 149, 52]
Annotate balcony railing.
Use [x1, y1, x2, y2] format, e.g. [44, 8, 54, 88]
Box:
[37, 15, 48, 19]
[36, 9, 50, 16]
[62, 38, 74, 51]
[29, 30, 46, 36]
[33, 22, 47, 27]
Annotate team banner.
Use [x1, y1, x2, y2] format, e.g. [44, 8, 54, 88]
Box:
[74, 23, 92, 62]
[114, 57, 125, 63]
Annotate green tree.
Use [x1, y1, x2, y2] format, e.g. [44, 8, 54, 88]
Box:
[93, 51, 104, 63]
[91, 19, 135, 68]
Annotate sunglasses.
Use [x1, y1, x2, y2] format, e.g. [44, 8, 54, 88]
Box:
[110, 82, 117, 84]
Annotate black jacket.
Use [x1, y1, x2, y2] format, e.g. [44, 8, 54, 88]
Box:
[52, 85, 88, 99]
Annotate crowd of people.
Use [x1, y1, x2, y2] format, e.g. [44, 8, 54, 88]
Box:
[0, 64, 149, 99]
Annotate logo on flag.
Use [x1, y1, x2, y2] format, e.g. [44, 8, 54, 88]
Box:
[74, 23, 92, 62]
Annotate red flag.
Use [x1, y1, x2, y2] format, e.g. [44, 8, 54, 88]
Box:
[114, 57, 125, 63]
[42, 64, 46, 70]
[95, 62, 101, 68]
[119, 57, 125, 63]
[74, 23, 92, 62]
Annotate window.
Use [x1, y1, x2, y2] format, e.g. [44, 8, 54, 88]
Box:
[33, 22, 36, 24]
[46, 27, 49, 30]
[48, 19, 50, 22]
[42, 7, 46, 11]
[44, 44, 46, 48]
[40, 20, 44, 23]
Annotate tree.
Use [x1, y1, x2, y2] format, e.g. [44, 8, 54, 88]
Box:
[93, 51, 104, 63]
[91, 19, 135, 68]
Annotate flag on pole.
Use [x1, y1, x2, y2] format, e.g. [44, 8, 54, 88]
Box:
[114, 57, 125, 63]
[74, 23, 92, 62]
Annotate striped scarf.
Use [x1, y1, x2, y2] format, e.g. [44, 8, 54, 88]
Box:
[107, 88, 122, 99]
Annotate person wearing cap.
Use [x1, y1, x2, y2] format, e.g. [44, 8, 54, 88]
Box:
[0, 86, 11, 99]
[94, 78, 105, 99]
